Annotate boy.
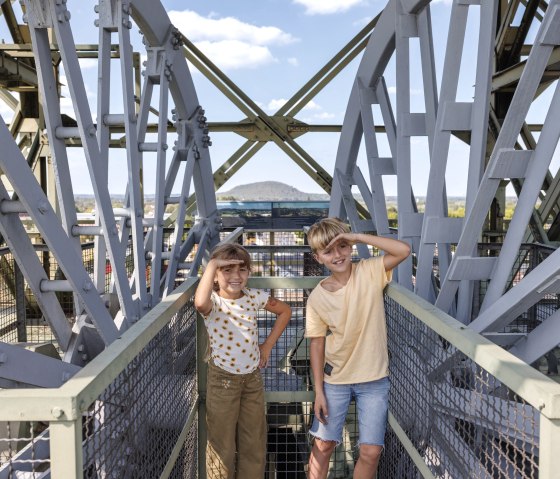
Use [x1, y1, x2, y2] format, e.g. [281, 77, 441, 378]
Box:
[305, 218, 410, 479]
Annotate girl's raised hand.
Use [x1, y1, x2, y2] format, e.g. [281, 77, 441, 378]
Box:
[211, 258, 245, 269]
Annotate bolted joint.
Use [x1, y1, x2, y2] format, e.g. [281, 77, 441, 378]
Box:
[37, 200, 49, 214]
[51, 407, 64, 419]
[170, 26, 184, 49]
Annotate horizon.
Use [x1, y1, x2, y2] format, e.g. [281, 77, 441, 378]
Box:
[72, 181, 519, 201]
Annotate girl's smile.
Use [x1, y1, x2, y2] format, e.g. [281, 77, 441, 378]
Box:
[215, 264, 250, 299]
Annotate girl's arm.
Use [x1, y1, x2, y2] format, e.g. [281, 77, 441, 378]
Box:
[326, 233, 411, 271]
[259, 297, 291, 367]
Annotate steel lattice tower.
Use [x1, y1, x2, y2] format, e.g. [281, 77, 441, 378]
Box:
[0, 0, 558, 473]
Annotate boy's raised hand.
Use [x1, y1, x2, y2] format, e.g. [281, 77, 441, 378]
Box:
[324, 233, 357, 251]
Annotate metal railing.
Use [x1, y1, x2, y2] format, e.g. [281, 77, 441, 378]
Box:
[1, 279, 560, 477]
[0, 278, 199, 478]
[381, 285, 560, 478]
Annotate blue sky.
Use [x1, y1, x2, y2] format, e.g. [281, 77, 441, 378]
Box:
[2, 0, 551, 198]
[160, 0, 458, 196]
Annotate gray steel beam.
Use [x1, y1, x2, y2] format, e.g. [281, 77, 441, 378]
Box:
[116, 2, 148, 311]
[37, 0, 138, 325]
[0, 342, 79, 387]
[0, 114, 118, 345]
[483, 64, 560, 307]
[436, 1, 560, 316]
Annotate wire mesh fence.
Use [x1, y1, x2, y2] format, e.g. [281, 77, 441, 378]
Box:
[0, 421, 50, 477]
[383, 294, 540, 479]
[475, 243, 559, 331]
[82, 299, 198, 478]
[2, 232, 559, 478]
[0, 250, 22, 344]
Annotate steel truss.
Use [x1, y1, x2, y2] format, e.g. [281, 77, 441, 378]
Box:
[0, 0, 219, 382]
[332, 0, 560, 346]
[329, 1, 560, 473]
[0, 0, 559, 475]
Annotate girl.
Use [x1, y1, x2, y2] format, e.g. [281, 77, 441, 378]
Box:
[194, 243, 291, 479]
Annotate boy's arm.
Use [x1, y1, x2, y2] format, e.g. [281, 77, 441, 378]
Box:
[259, 297, 291, 367]
[310, 336, 328, 424]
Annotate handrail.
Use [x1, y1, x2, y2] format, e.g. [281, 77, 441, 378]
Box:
[0, 277, 199, 421]
[386, 283, 560, 419]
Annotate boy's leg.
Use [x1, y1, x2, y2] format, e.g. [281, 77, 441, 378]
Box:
[309, 439, 337, 479]
[353, 377, 390, 479]
[353, 444, 383, 479]
[235, 368, 266, 478]
[308, 383, 351, 479]
[206, 362, 242, 479]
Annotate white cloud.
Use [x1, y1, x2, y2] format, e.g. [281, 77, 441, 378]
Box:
[195, 40, 276, 70]
[169, 10, 297, 45]
[293, 0, 366, 15]
[314, 111, 335, 119]
[168, 10, 297, 71]
[287, 57, 299, 66]
[267, 98, 288, 111]
[303, 100, 321, 110]
[266, 98, 321, 112]
[430, 0, 452, 4]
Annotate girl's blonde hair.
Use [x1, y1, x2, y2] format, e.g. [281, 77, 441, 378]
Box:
[306, 217, 350, 253]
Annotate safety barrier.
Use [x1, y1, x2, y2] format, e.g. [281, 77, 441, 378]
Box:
[1, 276, 559, 478]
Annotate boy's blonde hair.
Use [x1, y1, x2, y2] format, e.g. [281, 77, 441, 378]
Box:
[307, 217, 350, 253]
[210, 243, 252, 270]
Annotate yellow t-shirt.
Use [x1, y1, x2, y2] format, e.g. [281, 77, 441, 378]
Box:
[305, 257, 392, 384]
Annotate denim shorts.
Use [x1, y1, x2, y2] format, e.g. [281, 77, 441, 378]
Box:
[309, 376, 390, 446]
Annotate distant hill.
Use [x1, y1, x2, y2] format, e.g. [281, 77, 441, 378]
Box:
[216, 181, 329, 201]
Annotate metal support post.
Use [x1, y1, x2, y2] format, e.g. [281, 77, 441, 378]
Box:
[14, 262, 27, 342]
[538, 416, 560, 478]
[197, 313, 208, 479]
[49, 419, 83, 479]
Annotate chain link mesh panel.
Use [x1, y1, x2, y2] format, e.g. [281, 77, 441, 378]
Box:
[0, 249, 21, 344]
[168, 412, 198, 479]
[0, 421, 50, 477]
[82, 299, 198, 478]
[383, 295, 540, 478]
